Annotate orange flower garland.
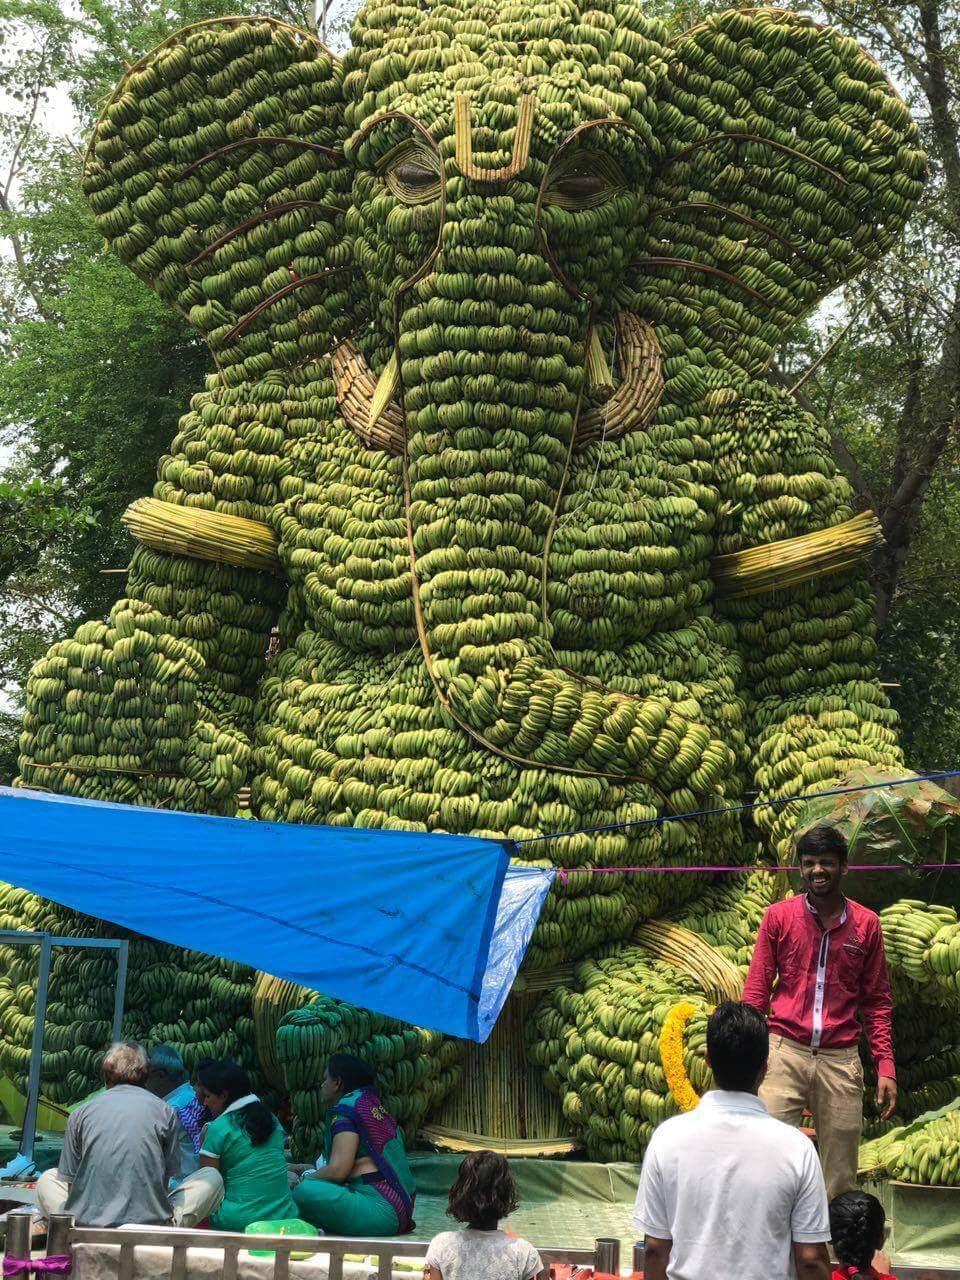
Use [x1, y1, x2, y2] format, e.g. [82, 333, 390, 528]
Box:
[659, 1001, 703, 1113]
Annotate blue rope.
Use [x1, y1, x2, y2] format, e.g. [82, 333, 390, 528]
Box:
[515, 768, 960, 847]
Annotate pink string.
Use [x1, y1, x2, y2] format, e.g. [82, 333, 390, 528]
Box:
[3, 1259, 72, 1277]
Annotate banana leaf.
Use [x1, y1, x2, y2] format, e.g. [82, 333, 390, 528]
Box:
[792, 768, 960, 909]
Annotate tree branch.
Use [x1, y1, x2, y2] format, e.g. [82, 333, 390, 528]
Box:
[2, 38, 51, 205]
[0, 35, 55, 323]
[919, 0, 960, 229]
[884, 281, 960, 528]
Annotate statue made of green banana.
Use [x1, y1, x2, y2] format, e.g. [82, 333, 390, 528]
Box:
[8, 2, 944, 1160]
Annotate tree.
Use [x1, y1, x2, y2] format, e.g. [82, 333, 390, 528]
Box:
[0, 0, 308, 780]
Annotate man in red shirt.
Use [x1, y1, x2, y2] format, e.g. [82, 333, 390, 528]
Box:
[743, 825, 896, 1198]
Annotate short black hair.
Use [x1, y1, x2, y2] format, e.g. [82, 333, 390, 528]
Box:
[447, 1150, 519, 1227]
[707, 1001, 769, 1092]
[797, 824, 848, 862]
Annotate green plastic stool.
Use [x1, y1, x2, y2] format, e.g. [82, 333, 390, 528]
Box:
[245, 1218, 321, 1259]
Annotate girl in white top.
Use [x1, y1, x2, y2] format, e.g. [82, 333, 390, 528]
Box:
[425, 1151, 545, 1280]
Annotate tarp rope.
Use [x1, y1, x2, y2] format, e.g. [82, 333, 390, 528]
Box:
[510, 767, 960, 881]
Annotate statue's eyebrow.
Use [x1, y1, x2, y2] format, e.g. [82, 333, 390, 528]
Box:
[351, 110, 442, 159]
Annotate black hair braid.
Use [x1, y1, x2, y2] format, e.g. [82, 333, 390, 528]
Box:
[830, 1191, 886, 1279]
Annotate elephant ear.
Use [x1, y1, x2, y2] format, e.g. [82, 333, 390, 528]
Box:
[82, 17, 355, 382]
[630, 7, 926, 372]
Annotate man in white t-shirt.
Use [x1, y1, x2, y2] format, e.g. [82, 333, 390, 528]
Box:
[633, 1002, 831, 1280]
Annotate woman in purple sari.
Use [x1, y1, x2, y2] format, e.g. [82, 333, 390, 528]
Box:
[293, 1055, 416, 1235]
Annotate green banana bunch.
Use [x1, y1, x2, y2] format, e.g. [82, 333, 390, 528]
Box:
[276, 995, 465, 1158]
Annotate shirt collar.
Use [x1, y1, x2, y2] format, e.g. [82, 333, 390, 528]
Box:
[697, 1089, 767, 1116]
[804, 892, 848, 926]
[222, 1093, 259, 1116]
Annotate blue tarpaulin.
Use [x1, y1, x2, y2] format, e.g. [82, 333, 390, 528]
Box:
[0, 788, 554, 1042]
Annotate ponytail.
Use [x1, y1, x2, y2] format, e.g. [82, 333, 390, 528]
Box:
[197, 1060, 276, 1148]
[236, 1098, 275, 1146]
[829, 1191, 885, 1280]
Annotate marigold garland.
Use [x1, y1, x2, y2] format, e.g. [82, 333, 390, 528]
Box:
[659, 1001, 703, 1113]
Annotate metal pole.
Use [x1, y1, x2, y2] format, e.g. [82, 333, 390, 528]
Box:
[46, 1214, 74, 1258]
[593, 1239, 620, 1276]
[111, 940, 129, 1043]
[21, 933, 53, 1163]
[5, 1212, 34, 1275]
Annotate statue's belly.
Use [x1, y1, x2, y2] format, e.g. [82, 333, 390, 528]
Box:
[251, 620, 750, 968]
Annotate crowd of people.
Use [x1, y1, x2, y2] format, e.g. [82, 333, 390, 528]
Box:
[27, 1013, 897, 1280]
[26, 824, 901, 1280]
[34, 1043, 413, 1239]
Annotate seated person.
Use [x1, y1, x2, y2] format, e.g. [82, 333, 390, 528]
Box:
[830, 1191, 897, 1280]
[36, 1041, 223, 1228]
[293, 1054, 416, 1235]
[145, 1043, 208, 1181]
[196, 1060, 298, 1232]
[425, 1151, 544, 1280]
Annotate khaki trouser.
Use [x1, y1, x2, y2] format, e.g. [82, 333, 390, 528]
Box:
[760, 1034, 863, 1200]
[36, 1167, 224, 1227]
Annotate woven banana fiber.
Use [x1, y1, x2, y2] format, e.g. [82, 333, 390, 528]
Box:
[425, 979, 575, 1155]
[634, 920, 744, 1003]
[577, 313, 663, 447]
[253, 971, 310, 1090]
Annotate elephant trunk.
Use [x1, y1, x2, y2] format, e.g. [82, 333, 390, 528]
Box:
[398, 205, 731, 804]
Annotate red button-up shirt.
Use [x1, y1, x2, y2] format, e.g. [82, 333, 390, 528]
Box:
[742, 894, 896, 1080]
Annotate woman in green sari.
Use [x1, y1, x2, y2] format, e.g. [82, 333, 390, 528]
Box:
[293, 1055, 416, 1235]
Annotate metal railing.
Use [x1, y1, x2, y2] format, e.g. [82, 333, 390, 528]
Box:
[9, 1216, 960, 1280]
[3, 1215, 618, 1280]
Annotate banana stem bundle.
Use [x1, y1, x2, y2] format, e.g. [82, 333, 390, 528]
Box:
[712, 510, 882, 599]
[123, 497, 280, 572]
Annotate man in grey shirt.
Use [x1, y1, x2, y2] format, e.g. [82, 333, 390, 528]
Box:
[36, 1042, 223, 1228]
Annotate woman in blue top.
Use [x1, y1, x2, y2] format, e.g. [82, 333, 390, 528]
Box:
[293, 1054, 416, 1235]
[197, 1061, 298, 1232]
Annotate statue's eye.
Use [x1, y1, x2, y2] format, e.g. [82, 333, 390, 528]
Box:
[382, 144, 442, 205]
[542, 151, 626, 210]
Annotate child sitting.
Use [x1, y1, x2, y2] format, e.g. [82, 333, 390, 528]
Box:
[829, 1191, 896, 1280]
[425, 1151, 545, 1280]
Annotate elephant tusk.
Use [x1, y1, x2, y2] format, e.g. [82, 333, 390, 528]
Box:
[330, 311, 664, 455]
[584, 329, 614, 402]
[367, 350, 400, 435]
[330, 341, 406, 453]
[576, 314, 664, 447]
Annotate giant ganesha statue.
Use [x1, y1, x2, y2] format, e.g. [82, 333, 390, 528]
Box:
[3, 0, 952, 1161]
